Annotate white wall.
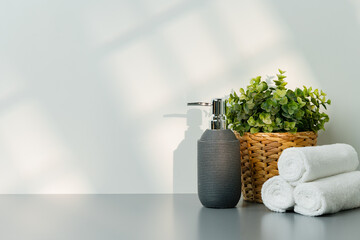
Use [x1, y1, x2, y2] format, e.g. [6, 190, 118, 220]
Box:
[0, 0, 359, 193]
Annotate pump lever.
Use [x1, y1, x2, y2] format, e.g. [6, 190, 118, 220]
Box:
[187, 102, 212, 106]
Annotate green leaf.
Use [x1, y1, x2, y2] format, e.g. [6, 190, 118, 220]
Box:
[239, 94, 247, 100]
[295, 88, 303, 97]
[278, 69, 286, 74]
[261, 101, 271, 112]
[261, 98, 276, 112]
[250, 127, 259, 134]
[279, 97, 288, 105]
[289, 127, 298, 133]
[289, 101, 299, 109]
[314, 89, 319, 97]
[297, 97, 306, 108]
[234, 103, 241, 111]
[256, 82, 268, 92]
[274, 89, 287, 100]
[270, 105, 280, 115]
[263, 126, 274, 132]
[251, 76, 261, 85]
[260, 112, 272, 124]
[243, 103, 249, 114]
[246, 99, 255, 110]
[311, 97, 319, 107]
[282, 111, 292, 119]
[238, 112, 247, 120]
[295, 109, 305, 119]
[284, 121, 296, 131]
[255, 119, 265, 127]
[281, 104, 288, 113]
[247, 116, 256, 126]
[284, 101, 298, 115]
[286, 90, 296, 101]
[303, 86, 309, 97]
[277, 74, 287, 80]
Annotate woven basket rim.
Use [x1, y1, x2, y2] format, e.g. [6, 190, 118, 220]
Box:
[234, 131, 317, 137]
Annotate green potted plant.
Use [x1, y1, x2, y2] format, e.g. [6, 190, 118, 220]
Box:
[226, 69, 330, 203]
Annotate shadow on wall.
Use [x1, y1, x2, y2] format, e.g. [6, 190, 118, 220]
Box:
[166, 109, 203, 193]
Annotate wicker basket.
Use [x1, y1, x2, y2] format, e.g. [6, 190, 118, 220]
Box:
[234, 131, 317, 203]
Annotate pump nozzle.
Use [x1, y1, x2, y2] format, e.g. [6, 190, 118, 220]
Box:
[187, 98, 226, 130]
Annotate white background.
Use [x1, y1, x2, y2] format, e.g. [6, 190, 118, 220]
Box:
[0, 0, 359, 193]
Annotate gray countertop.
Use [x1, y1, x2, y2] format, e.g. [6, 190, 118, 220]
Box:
[1, 194, 359, 240]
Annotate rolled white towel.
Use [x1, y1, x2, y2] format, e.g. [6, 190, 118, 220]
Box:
[261, 176, 294, 212]
[278, 143, 359, 186]
[294, 171, 360, 216]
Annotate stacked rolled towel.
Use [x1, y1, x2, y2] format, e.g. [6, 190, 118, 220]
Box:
[261, 143, 360, 216]
[261, 176, 294, 213]
[294, 171, 360, 216]
[278, 143, 359, 186]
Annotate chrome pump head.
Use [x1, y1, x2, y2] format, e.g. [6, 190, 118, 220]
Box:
[187, 98, 226, 130]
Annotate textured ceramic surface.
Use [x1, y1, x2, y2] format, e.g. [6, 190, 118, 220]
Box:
[198, 129, 241, 208]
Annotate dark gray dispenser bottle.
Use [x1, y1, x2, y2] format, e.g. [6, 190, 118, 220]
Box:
[188, 98, 241, 208]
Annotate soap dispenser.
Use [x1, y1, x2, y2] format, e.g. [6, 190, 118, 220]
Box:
[188, 98, 241, 208]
